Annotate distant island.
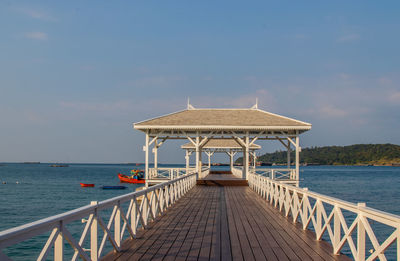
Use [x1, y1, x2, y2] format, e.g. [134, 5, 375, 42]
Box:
[236, 144, 400, 166]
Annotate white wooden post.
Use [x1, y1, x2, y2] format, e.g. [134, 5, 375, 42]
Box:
[115, 202, 121, 249]
[242, 147, 246, 179]
[145, 132, 149, 187]
[229, 151, 233, 170]
[333, 206, 340, 253]
[54, 223, 63, 261]
[245, 134, 250, 180]
[252, 151, 256, 169]
[153, 138, 158, 169]
[207, 152, 211, 168]
[199, 147, 203, 178]
[143, 193, 148, 227]
[90, 201, 98, 261]
[131, 199, 137, 237]
[357, 202, 366, 260]
[195, 135, 200, 179]
[228, 151, 237, 172]
[295, 132, 300, 185]
[287, 140, 291, 169]
[185, 150, 189, 174]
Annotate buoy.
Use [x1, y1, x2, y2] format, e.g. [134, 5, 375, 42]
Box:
[2, 181, 6, 184]
[16, 181, 19, 184]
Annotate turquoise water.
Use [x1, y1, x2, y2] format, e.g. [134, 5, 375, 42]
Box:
[0, 164, 399, 260]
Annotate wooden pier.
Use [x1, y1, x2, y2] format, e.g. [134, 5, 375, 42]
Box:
[1, 106, 399, 260]
[103, 174, 350, 261]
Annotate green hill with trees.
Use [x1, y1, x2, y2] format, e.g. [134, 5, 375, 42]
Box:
[236, 144, 400, 166]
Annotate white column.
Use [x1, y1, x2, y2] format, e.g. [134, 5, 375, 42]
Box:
[295, 132, 300, 185]
[287, 140, 291, 169]
[153, 138, 158, 169]
[195, 135, 200, 178]
[242, 147, 246, 179]
[245, 134, 250, 180]
[252, 151, 256, 169]
[185, 150, 190, 174]
[229, 151, 234, 170]
[145, 132, 149, 187]
[207, 152, 211, 168]
[199, 147, 203, 178]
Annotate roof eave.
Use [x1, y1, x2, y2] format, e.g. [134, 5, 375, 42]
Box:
[133, 124, 312, 131]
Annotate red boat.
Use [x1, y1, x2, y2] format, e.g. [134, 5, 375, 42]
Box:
[80, 183, 95, 187]
[118, 173, 145, 184]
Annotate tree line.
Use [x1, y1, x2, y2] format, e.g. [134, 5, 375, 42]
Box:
[236, 144, 400, 165]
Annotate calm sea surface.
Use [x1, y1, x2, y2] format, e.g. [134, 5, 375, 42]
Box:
[0, 164, 399, 260]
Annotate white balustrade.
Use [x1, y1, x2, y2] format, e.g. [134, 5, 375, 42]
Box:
[231, 166, 243, 178]
[148, 167, 196, 180]
[250, 168, 296, 183]
[0, 173, 197, 260]
[249, 173, 400, 261]
[199, 167, 210, 179]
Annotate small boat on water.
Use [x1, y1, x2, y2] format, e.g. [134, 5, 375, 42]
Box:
[118, 169, 145, 184]
[80, 183, 95, 187]
[118, 174, 146, 184]
[102, 185, 127, 190]
[50, 164, 69, 167]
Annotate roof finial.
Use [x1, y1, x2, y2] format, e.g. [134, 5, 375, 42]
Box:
[251, 98, 258, 109]
[187, 97, 195, 110]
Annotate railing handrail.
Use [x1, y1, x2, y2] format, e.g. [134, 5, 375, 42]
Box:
[250, 171, 400, 223]
[252, 168, 295, 171]
[0, 173, 197, 250]
[249, 172, 400, 260]
[151, 167, 188, 170]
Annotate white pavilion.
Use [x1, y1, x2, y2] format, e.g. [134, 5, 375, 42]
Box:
[133, 103, 311, 185]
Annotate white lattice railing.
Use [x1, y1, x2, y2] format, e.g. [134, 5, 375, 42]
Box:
[148, 167, 196, 180]
[232, 167, 296, 182]
[251, 168, 296, 182]
[249, 173, 400, 261]
[0, 173, 197, 261]
[198, 167, 210, 179]
[231, 166, 243, 178]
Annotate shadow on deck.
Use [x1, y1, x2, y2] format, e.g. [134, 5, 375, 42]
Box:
[197, 173, 248, 186]
[103, 184, 350, 261]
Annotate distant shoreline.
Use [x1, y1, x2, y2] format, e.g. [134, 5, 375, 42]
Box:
[238, 143, 400, 166]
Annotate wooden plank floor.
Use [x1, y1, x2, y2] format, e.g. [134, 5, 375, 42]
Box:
[103, 186, 351, 261]
[201, 174, 242, 180]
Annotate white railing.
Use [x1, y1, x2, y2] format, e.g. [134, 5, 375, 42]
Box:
[198, 167, 210, 179]
[148, 167, 196, 180]
[231, 166, 243, 178]
[0, 173, 197, 261]
[251, 168, 296, 182]
[249, 173, 400, 261]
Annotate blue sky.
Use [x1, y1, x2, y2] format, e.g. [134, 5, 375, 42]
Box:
[0, 1, 399, 163]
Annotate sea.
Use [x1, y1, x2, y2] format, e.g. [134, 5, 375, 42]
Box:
[0, 163, 399, 260]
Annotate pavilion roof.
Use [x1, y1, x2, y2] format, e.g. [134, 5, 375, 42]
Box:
[134, 108, 311, 132]
[181, 139, 261, 150]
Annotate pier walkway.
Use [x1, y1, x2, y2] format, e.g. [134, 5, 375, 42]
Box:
[103, 184, 350, 261]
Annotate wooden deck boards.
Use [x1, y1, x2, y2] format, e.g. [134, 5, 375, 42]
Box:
[197, 174, 248, 186]
[103, 186, 351, 261]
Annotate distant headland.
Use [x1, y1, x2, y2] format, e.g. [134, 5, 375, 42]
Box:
[237, 144, 400, 166]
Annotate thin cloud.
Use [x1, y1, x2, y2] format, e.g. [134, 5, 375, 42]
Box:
[18, 7, 56, 21]
[24, 31, 48, 40]
[320, 105, 348, 118]
[337, 33, 360, 43]
[388, 92, 400, 104]
[59, 101, 133, 113]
